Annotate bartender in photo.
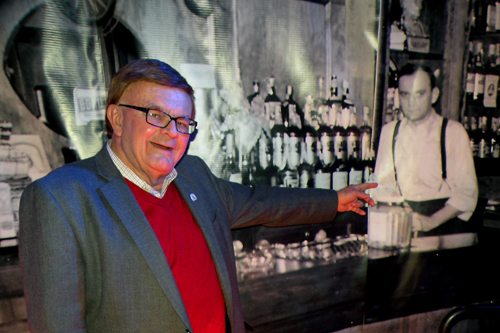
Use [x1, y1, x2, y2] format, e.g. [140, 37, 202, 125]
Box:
[374, 63, 478, 236]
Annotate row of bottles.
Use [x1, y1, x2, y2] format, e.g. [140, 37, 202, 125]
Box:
[471, 0, 500, 33]
[465, 40, 500, 107]
[223, 75, 375, 190]
[463, 113, 500, 158]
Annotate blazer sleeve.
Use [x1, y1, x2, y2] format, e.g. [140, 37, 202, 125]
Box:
[19, 181, 86, 333]
[179, 156, 339, 229]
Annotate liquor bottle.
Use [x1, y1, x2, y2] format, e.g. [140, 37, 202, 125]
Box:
[286, 126, 302, 170]
[241, 153, 252, 186]
[469, 113, 480, 157]
[271, 124, 287, 170]
[474, 42, 485, 102]
[487, 0, 497, 32]
[298, 126, 317, 188]
[484, 44, 500, 108]
[331, 112, 349, 190]
[315, 76, 330, 125]
[473, 0, 486, 32]
[303, 95, 319, 130]
[221, 130, 241, 182]
[264, 77, 282, 127]
[360, 106, 372, 161]
[282, 85, 303, 128]
[328, 75, 342, 126]
[465, 42, 475, 103]
[478, 115, 491, 158]
[253, 133, 273, 185]
[248, 81, 260, 104]
[346, 108, 362, 185]
[314, 125, 334, 189]
[491, 116, 500, 158]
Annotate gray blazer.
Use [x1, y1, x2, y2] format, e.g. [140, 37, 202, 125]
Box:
[19, 146, 338, 333]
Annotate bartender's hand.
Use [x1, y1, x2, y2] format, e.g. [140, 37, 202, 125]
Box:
[411, 213, 437, 233]
[412, 205, 463, 233]
[337, 183, 378, 215]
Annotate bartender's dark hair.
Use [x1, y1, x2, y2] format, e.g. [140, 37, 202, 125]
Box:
[398, 63, 437, 89]
[105, 59, 195, 137]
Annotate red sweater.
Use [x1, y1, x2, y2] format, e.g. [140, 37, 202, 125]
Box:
[126, 180, 225, 332]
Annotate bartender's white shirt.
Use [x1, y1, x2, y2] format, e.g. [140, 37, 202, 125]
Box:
[374, 110, 478, 221]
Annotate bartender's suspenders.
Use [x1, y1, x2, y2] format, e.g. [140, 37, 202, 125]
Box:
[392, 118, 450, 217]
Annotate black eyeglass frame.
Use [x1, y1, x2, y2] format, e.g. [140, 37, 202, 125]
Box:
[118, 104, 197, 134]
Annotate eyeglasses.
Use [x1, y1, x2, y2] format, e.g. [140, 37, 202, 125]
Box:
[118, 104, 197, 134]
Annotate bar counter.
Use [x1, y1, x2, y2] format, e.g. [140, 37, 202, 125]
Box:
[233, 213, 500, 333]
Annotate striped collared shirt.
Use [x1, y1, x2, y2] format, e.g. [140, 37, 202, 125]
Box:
[106, 141, 177, 198]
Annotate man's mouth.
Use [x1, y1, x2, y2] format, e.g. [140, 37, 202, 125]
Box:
[151, 142, 174, 150]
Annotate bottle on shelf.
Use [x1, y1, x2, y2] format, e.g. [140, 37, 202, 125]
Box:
[486, 0, 497, 32]
[346, 108, 362, 185]
[271, 123, 287, 171]
[491, 116, 500, 158]
[298, 126, 317, 188]
[315, 76, 330, 126]
[473, 41, 485, 102]
[478, 115, 491, 158]
[328, 75, 342, 126]
[221, 130, 241, 183]
[282, 85, 303, 128]
[314, 125, 334, 189]
[360, 106, 372, 161]
[468, 113, 480, 157]
[264, 76, 282, 128]
[331, 111, 349, 190]
[286, 125, 302, 170]
[466, 41, 475, 103]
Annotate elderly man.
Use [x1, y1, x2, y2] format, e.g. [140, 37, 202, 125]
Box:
[19, 59, 376, 333]
[374, 63, 478, 236]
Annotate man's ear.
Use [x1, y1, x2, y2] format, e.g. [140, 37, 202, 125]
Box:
[431, 87, 440, 104]
[107, 104, 123, 137]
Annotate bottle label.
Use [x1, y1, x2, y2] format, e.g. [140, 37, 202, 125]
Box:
[305, 136, 318, 165]
[273, 134, 286, 169]
[471, 139, 479, 157]
[484, 74, 499, 107]
[474, 73, 485, 99]
[320, 134, 334, 165]
[315, 172, 331, 189]
[265, 101, 281, 125]
[288, 136, 301, 169]
[349, 170, 363, 185]
[332, 171, 348, 191]
[288, 104, 301, 127]
[361, 133, 371, 160]
[258, 136, 272, 169]
[347, 135, 360, 160]
[479, 139, 490, 158]
[487, 5, 496, 31]
[466, 72, 475, 94]
[333, 135, 347, 161]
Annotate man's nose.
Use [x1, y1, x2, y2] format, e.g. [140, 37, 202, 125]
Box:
[160, 120, 179, 137]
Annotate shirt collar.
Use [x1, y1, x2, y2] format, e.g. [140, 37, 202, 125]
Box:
[401, 108, 439, 135]
[106, 141, 177, 198]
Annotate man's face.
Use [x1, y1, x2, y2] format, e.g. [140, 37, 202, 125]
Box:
[108, 81, 193, 184]
[399, 70, 439, 122]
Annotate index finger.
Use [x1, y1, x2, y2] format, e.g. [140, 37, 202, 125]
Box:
[353, 182, 378, 192]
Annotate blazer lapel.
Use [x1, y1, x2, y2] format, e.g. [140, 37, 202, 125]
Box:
[173, 175, 234, 313]
[94, 147, 192, 330]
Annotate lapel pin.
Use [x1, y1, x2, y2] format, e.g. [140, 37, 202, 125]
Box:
[190, 193, 197, 201]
